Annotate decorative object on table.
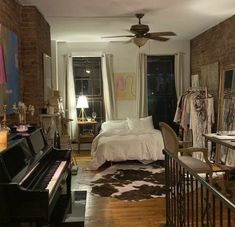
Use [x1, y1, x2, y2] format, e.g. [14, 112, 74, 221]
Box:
[76, 95, 89, 122]
[16, 124, 28, 133]
[92, 112, 96, 121]
[87, 116, 92, 122]
[58, 96, 64, 114]
[12, 102, 35, 127]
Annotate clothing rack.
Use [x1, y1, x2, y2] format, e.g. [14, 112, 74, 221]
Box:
[187, 86, 207, 91]
[174, 86, 214, 150]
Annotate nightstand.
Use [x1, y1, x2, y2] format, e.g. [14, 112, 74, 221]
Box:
[77, 121, 97, 151]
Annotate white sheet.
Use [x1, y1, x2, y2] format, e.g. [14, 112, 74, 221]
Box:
[89, 129, 164, 170]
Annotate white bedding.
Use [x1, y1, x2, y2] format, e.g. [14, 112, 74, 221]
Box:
[89, 128, 164, 170]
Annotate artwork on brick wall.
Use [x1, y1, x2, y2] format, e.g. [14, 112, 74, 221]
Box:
[0, 24, 19, 114]
[114, 72, 136, 100]
[200, 61, 219, 119]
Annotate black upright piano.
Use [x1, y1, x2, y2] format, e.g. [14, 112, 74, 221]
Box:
[0, 128, 71, 226]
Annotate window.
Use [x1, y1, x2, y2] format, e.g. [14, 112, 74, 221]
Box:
[73, 57, 104, 124]
[147, 55, 177, 130]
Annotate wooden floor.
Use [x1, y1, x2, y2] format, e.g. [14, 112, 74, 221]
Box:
[72, 150, 166, 227]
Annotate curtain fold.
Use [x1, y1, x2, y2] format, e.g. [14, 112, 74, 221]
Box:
[136, 53, 147, 118]
[64, 55, 77, 140]
[175, 52, 184, 99]
[101, 54, 117, 120]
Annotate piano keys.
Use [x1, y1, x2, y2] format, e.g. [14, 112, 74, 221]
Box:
[0, 128, 71, 226]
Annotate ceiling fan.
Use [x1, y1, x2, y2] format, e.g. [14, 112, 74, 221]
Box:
[102, 13, 176, 47]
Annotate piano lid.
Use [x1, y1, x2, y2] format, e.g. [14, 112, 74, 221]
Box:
[0, 138, 33, 183]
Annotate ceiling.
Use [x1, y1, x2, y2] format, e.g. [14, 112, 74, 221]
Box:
[19, 0, 235, 43]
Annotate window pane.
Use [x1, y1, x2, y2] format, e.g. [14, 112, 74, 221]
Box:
[73, 57, 102, 97]
[73, 57, 104, 124]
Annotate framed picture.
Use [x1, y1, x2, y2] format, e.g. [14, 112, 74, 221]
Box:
[0, 24, 19, 114]
[114, 72, 136, 100]
[200, 61, 219, 119]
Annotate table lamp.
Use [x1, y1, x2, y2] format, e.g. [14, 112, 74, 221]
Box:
[76, 95, 89, 121]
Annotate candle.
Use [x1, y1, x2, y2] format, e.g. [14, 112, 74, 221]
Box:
[0, 130, 8, 151]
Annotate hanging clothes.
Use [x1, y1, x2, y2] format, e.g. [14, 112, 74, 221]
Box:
[189, 93, 214, 148]
[174, 88, 215, 155]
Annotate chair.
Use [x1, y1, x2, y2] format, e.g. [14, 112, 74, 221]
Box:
[159, 122, 212, 181]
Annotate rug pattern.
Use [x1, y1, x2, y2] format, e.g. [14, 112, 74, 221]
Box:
[91, 163, 165, 201]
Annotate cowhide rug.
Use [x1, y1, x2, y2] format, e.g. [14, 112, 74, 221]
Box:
[90, 162, 165, 201]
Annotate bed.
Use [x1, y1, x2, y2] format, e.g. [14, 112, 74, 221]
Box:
[89, 116, 164, 170]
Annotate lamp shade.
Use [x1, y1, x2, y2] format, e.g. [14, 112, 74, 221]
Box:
[132, 37, 148, 47]
[76, 95, 89, 108]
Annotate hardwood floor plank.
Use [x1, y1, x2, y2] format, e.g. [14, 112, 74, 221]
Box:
[72, 150, 166, 227]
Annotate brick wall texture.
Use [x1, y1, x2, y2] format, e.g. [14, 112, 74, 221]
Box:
[191, 15, 235, 75]
[0, 0, 51, 124]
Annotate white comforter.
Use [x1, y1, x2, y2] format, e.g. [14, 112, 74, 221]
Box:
[89, 129, 164, 170]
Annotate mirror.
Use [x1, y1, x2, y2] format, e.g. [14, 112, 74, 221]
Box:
[217, 64, 235, 166]
[218, 64, 235, 132]
[43, 53, 52, 103]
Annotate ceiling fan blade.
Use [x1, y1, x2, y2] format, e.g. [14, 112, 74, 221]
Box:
[110, 39, 132, 44]
[147, 36, 170, 41]
[146, 32, 176, 37]
[102, 35, 134, 38]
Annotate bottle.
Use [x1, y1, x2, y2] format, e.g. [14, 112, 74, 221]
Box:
[54, 130, 60, 149]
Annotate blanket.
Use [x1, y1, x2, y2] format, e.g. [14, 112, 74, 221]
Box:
[89, 129, 164, 170]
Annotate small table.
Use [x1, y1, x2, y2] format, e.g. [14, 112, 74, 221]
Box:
[203, 133, 235, 150]
[203, 133, 235, 168]
[203, 133, 235, 196]
[77, 121, 97, 151]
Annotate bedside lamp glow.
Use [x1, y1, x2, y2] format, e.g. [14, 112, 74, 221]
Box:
[76, 95, 89, 121]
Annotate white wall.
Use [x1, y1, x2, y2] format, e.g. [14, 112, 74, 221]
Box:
[51, 40, 58, 90]
[54, 40, 190, 119]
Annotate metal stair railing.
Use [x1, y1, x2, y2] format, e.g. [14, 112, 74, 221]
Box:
[164, 149, 235, 227]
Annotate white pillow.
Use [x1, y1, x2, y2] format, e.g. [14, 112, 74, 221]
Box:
[101, 120, 128, 132]
[127, 116, 154, 131]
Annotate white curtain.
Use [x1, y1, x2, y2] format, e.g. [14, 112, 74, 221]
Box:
[175, 52, 185, 98]
[64, 55, 77, 140]
[101, 54, 117, 120]
[136, 53, 148, 118]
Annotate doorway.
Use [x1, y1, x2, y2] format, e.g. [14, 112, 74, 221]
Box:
[147, 55, 177, 130]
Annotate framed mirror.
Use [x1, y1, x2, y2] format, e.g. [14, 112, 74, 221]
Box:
[218, 64, 235, 132]
[43, 53, 52, 103]
[217, 64, 235, 166]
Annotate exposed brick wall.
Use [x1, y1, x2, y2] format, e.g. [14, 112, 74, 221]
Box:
[0, 0, 51, 124]
[20, 5, 51, 122]
[191, 15, 235, 130]
[191, 15, 235, 75]
[0, 0, 21, 34]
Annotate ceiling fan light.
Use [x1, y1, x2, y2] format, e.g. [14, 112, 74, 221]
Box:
[132, 37, 148, 47]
